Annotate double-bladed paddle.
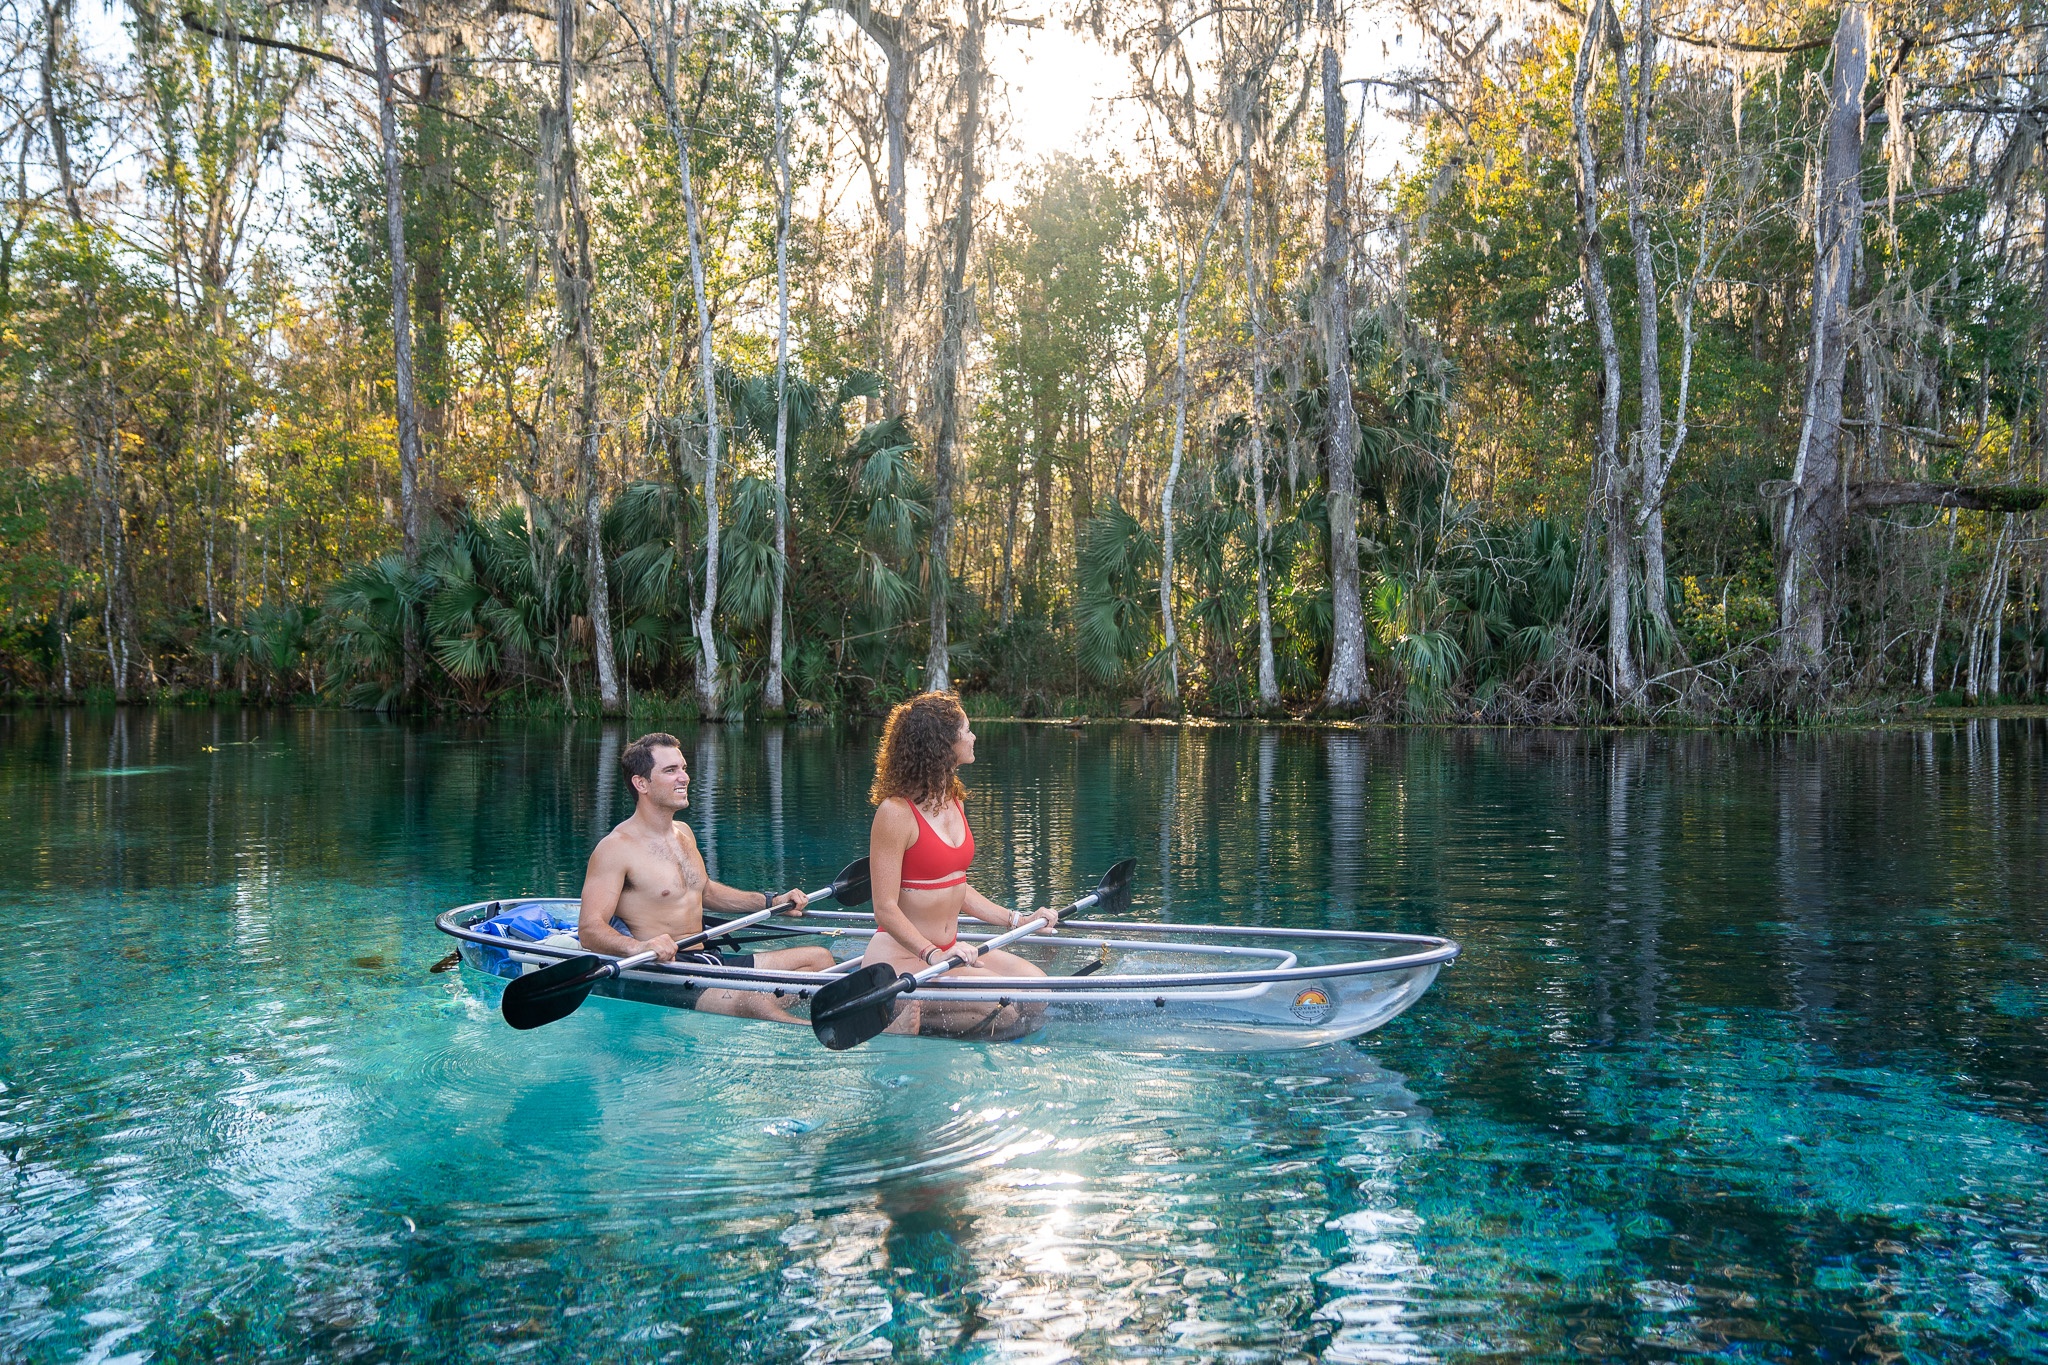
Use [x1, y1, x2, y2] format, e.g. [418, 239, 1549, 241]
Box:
[499, 858, 872, 1031]
[810, 857, 1136, 1051]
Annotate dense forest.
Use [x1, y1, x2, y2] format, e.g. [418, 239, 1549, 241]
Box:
[1, 0, 2043, 721]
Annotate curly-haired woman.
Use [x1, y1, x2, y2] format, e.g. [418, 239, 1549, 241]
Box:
[863, 692, 1054, 1030]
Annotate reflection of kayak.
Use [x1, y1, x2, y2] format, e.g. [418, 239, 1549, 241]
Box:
[437, 901, 1458, 1051]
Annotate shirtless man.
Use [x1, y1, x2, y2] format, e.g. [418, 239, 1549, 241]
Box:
[579, 733, 834, 1020]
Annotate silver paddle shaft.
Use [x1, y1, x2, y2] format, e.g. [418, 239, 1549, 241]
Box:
[906, 886, 1108, 987]
[601, 881, 834, 977]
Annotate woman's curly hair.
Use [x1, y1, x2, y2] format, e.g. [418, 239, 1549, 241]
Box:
[870, 691, 968, 809]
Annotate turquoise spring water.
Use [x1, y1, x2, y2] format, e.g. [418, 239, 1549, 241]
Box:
[1, 711, 2043, 1362]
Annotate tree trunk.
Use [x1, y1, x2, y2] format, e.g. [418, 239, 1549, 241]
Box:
[1239, 109, 1278, 710]
[551, 0, 620, 714]
[1964, 539, 1993, 701]
[1162, 159, 1241, 705]
[370, 0, 425, 700]
[1318, 0, 1368, 710]
[2023, 560, 2039, 699]
[38, 0, 82, 226]
[659, 10, 725, 711]
[205, 318, 225, 688]
[1162, 274, 1190, 704]
[765, 13, 803, 711]
[1923, 509, 1956, 693]
[93, 423, 124, 700]
[1779, 3, 1870, 667]
[880, 20, 910, 417]
[924, 0, 984, 692]
[412, 31, 454, 455]
[1571, 0, 1639, 704]
[1619, 0, 1676, 646]
[1988, 529, 2010, 697]
[1965, 515, 2014, 699]
[42, 0, 132, 696]
[998, 472, 1018, 625]
[1027, 437, 1052, 613]
[833, 1, 912, 417]
[57, 586, 72, 697]
[615, 0, 724, 710]
[683, 238, 722, 707]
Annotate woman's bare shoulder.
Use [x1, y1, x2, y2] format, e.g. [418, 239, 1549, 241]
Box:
[872, 797, 917, 838]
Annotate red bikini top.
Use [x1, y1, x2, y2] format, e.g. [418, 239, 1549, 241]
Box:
[898, 798, 974, 890]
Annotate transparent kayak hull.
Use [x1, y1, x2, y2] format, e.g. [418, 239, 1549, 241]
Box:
[436, 902, 1459, 1052]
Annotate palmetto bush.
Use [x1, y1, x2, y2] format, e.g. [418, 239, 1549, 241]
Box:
[322, 554, 423, 711]
[827, 414, 930, 691]
[1075, 502, 1158, 684]
[319, 368, 940, 717]
[605, 478, 696, 682]
[422, 507, 587, 713]
[718, 475, 781, 632]
[322, 506, 589, 713]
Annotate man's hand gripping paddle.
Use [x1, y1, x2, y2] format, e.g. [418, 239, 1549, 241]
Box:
[499, 858, 872, 1031]
[809, 857, 1135, 1051]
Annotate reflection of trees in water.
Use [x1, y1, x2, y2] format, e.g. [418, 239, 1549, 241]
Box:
[1257, 729, 1277, 916]
[982, 724, 1072, 917]
[11, 709, 2043, 1081]
[593, 723, 620, 839]
[1585, 734, 1665, 1046]
[1161, 725, 1181, 913]
[695, 729, 720, 877]
[1357, 722, 2048, 1097]
[767, 724, 785, 889]
[1395, 724, 2048, 1358]
[1326, 731, 1366, 921]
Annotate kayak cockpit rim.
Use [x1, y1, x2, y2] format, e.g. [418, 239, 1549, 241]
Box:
[434, 899, 1462, 993]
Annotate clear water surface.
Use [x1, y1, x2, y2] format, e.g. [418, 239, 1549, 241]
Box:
[1, 712, 2043, 1363]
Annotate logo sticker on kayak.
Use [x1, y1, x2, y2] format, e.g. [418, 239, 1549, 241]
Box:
[1290, 985, 1335, 1024]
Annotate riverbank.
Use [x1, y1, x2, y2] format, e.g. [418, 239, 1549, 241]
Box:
[1919, 702, 2048, 720]
[8, 689, 2046, 730]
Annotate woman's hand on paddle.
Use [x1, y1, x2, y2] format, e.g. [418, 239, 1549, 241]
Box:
[939, 940, 979, 968]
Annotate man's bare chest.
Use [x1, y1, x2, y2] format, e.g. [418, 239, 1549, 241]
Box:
[621, 831, 706, 902]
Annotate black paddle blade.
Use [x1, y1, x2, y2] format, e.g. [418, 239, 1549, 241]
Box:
[810, 962, 910, 1050]
[831, 857, 873, 907]
[1092, 857, 1137, 915]
[500, 954, 607, 1031]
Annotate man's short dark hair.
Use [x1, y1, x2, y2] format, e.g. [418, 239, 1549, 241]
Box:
[622, 733, 681, 785]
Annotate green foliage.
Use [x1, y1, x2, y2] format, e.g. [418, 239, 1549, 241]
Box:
[6, 3, 2042, 718]
[0, 469, 79, 635]
[719, 475, 782, 630]
[322, 555, 423, 711]
[1075, 503, 1159, 683]
[0, 466, 87, 692]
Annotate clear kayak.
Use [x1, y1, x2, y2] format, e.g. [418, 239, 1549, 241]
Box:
[435, 901, 1459, 1052]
